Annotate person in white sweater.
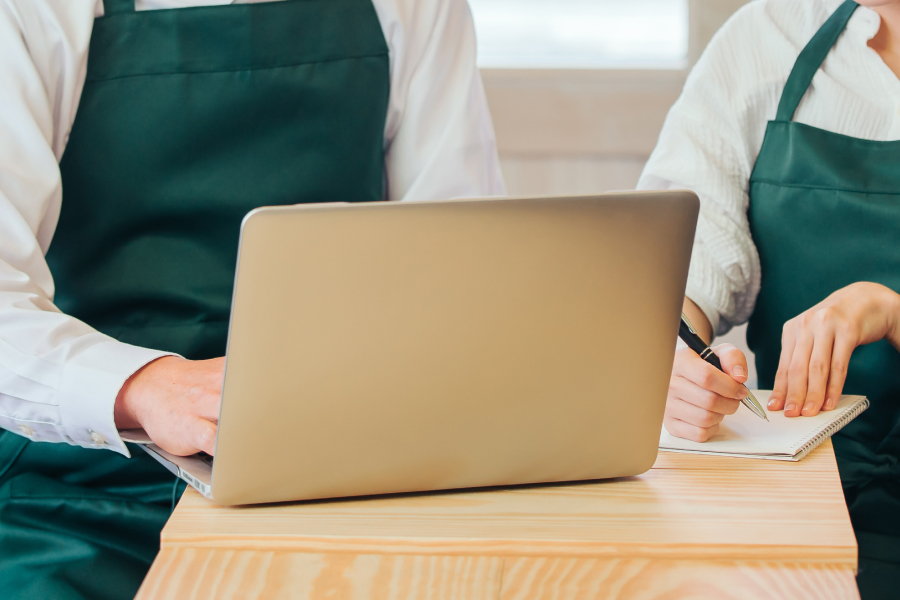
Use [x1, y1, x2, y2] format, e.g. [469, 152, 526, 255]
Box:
[639, 0, 900, 596]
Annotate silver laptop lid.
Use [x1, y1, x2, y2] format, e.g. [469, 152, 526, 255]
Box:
[211, 192, 699, 505]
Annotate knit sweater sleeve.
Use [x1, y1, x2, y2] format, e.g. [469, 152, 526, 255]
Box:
[637, 0, 805, 336]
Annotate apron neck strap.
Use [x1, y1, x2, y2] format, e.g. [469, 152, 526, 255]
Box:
[775, 0, 859, 122]
[103, 0, 136, 16]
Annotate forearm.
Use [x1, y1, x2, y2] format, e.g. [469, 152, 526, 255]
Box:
[883, 287, 900, 351]
[0, 288, 174, 453]
[0, 182, 174, 453]
[683, 296, 714, 344]
[114, 355, 181, 430]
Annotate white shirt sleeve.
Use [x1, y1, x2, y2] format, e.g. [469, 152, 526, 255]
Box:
[375, 0, 506, 201]
[0, 0, 174, 456]
[0, 0, 504, 454]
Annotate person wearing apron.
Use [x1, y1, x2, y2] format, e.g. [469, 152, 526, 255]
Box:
[749, 3, 900, 594]
[640, 1, 900, 597]
[0, 0, 503, 598]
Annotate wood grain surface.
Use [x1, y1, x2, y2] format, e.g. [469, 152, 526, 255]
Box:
[138, 549, 503, 600]
[498, 558, 857, 600]
[137, 442, 859, 599]
[137, 551, 857, 600]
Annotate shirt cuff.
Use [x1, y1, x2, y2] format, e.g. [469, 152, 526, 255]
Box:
[58, 335, 177, 457]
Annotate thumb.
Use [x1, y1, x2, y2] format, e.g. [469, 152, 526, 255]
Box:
[713, 343, 748, 383]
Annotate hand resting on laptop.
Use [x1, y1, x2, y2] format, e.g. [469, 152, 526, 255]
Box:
[114, 356, 224, 457]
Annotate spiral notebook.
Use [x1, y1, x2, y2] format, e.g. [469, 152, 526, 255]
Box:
[659, 391, 869, 461]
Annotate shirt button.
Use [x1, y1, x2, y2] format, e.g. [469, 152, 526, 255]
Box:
[90, 431, 108, 445]
[18, 424, 34, 437]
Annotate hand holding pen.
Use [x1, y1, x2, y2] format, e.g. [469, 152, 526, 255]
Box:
[665, 313, 769, 443]
[678, 314, 768, 421]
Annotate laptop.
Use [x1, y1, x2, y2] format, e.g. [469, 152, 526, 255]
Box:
[126, 192, 699, 506]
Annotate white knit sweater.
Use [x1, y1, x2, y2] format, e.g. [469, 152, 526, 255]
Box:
[638, 0, 900, 335]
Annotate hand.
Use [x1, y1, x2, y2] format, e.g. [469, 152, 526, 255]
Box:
[114, 356, 224, 456]
[767, 282, 900, 418]
[664, 344, 748, 442]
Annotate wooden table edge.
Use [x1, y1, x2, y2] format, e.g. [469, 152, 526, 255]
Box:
[158, 534, 857, 565]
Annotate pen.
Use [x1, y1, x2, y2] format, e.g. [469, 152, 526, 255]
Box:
[678, 313, 769, 421]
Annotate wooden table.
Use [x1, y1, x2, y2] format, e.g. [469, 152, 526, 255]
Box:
[136, 440, 858, 599]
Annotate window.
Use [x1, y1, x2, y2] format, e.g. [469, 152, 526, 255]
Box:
[469, 0, 689, 69]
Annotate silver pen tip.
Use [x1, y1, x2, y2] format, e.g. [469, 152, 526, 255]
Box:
[744, 389, 770, 421]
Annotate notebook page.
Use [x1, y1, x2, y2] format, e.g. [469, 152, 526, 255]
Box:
[659, 392, 868, 460]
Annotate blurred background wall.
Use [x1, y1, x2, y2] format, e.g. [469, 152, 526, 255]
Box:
[471, 0, 756, 382]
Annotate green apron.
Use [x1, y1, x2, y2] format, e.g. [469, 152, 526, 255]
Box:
[0, 0, 389, 597]
[747, 2, 900, 597]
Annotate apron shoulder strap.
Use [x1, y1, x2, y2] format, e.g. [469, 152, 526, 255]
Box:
[103, 0, 136, 16]
[775, 0, 860, 122]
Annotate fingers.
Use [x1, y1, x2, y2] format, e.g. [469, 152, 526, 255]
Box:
[675, 348, 747, 401]
[824, 334, 854, 411]
[679, 284, 889, 424]
[783, 319, 815, 417]
[666, 395, 727, 427]
[181, 357, 225, 423]
[670, 375, 741, 416]
[769, 321, 797, 412]
[195, 397, 222, 424]
[801, 318, 834, 416]
[666, 349, 743, 444]
[190, 418, 218, 456]
[772, 307, 859, 418]
[127, 356, 225, 456]
[664, 415, 720, 443]
[715, 344, 749, 383]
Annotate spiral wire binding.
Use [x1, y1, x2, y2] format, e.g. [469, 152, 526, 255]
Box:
[789, 397, 870, 461]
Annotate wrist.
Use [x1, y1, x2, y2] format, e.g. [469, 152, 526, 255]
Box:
[114, 356, 179, 430]
[114, 371, 144, 430]
[885, 287, 900, 348]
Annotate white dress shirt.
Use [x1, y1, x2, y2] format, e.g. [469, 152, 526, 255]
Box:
[0, 0, 505, 456]
[638, 0, 899, 335]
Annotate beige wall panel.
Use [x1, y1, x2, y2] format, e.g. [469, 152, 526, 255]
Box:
[689, 0, 753, 63]
[500, 156, 646, 197]
[482, 70, 685, 157]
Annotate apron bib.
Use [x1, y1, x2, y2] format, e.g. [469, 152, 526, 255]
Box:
[747, 2, 900, 597]
[0, 0, 389, 597]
